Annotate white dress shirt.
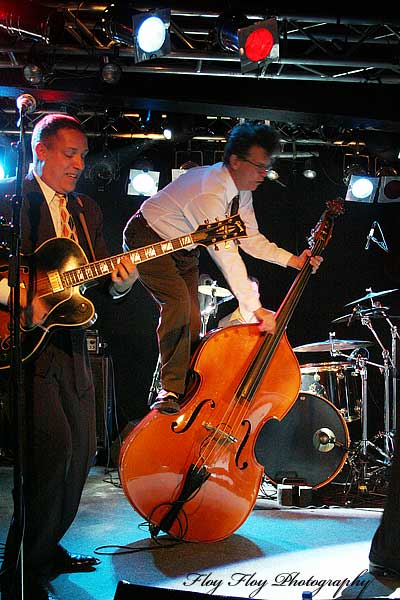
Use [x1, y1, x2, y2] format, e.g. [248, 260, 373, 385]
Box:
[141, 162, 293, 315]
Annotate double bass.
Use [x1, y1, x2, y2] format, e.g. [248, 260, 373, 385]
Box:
[119, 199, 344, 542]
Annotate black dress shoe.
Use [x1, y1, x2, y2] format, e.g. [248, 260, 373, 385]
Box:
[369, 560, 400, 579]
[53, 545, 100, 573]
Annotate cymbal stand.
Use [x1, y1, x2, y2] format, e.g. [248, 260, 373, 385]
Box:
[385, 315, 399, 432]
[327, 333, 391, 490]
[200, 289, 218, 338]
[360, 314, 395, 458]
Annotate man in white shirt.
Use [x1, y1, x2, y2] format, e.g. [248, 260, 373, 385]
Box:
[123, 121, 322, 415]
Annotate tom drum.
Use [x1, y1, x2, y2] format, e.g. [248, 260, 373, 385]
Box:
[255, 392, 350, 489]
[300, 361, 361, 422]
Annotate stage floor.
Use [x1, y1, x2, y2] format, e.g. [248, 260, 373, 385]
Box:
[0, 459, 399, 600]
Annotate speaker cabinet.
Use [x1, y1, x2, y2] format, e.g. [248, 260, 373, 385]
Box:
[89, 355, 114, 451]
[113, 581, 230, 599]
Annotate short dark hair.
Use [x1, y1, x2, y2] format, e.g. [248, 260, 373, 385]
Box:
[223, 121, 281, 164]
[31, 113, 85, 152]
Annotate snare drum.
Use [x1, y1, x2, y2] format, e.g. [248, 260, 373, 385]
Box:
[300, 362, 361, 422]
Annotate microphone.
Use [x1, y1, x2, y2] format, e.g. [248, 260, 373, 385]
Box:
[364, 221, 376, 250]
[16, 94, 37, 115]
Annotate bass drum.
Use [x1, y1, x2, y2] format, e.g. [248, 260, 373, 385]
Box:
[255, 392, 350, 489]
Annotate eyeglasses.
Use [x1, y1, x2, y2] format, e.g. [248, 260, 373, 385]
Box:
[240, 157, 270, 173]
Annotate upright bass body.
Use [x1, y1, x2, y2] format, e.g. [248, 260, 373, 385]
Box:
[119, 323, 301, 542]
[119, 198, 344, 543]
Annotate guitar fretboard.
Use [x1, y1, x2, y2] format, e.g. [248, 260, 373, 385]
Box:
[61, 234, 195, 288]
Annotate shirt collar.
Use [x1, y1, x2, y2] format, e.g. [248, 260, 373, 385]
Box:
[222, 163, 239, 202]
[32, 170, 63, 207]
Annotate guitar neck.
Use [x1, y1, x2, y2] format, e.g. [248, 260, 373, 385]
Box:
[61, 233, 195, 288]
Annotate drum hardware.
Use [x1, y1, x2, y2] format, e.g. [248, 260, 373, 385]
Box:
[199, 281, 234, 338]
[256, 391, 350, 490]
[147, 353, 162, 406]
[344, 287, 399, 307]
[331, 306, 391, 325]
[293, 337, 374, 353]
[198, 283, 233, 298]
[300, 360, 362, 422]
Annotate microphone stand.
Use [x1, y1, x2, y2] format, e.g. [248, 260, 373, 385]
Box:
[6, 103, 29, 598]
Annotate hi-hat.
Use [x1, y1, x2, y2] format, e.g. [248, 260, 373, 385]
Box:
[198, 284, 233, 298]
[345, 288, 398, 307]
[332, 306, 390, 324]
[293, 339, 374, 352]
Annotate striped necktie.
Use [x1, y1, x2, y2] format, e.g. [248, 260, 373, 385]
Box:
[57, 193, 78, 242]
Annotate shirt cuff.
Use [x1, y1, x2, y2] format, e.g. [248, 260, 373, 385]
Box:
[109, 284, 132, 299]
[0, 279, 10, 306]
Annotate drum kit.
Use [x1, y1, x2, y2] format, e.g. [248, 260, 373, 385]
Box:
[257, 286, 400, 493]
[147, 281, 399, 497]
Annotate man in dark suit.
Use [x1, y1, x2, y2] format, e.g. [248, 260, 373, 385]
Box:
[0, 113, 136, 599]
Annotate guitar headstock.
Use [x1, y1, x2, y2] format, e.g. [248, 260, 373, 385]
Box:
[193, 215, 247, 247]
[308, 197, 344, 251]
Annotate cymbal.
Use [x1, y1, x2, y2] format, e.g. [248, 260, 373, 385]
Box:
[345, 288, 399, 307]
[293, 339, 374, 352]
[198, 284, 233, 298]
[332, 307, 390, 324]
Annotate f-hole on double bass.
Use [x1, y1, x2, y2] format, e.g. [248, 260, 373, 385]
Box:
[119, 198, 345, 543]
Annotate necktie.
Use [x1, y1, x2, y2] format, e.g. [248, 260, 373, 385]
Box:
[57, 194, 78, 242]
[230, 194, 239, 216]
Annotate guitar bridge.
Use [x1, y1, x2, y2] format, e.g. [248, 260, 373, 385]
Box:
[48, 270, 64, 293]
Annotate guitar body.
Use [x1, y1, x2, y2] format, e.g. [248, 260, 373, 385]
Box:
[0, 215, 247, 369]
[0, 238, 95, 368]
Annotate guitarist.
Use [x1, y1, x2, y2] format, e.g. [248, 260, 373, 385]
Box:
[123, 121, 323, 416]
[0, 114, 137, 600]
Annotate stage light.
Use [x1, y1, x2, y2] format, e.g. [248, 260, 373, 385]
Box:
[302, 159, 317, 179]
[127, 160, 160, 196]
[238, 17, 279, 73]
[377, 176, 400, 203]
[345, 175, 379, 203]
[85, 148, 119, 191]
[100, 59, 122, 84]
[266, 168, 280, 181]
[133, 9, 171, 63]
[22, 63, 44, 85]
[102, 6, 170, 63]
[212, 12, 249, 53]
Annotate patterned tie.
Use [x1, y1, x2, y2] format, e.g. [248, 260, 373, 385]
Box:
[57, 194, 78, 242]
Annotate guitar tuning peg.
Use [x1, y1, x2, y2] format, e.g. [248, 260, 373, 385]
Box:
[204, 219, 210, 224]
[214, 244, 220, 251]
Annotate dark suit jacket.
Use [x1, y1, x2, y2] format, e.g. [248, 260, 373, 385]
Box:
[0, 172, 111, 392]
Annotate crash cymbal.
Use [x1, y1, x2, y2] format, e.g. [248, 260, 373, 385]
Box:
[198, 284, 233, 298]
[345, 288, 399, 307]
[332, 306, 390, 324]
[293, 339, 374, 352]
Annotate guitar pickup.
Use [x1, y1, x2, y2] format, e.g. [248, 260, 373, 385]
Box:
[48, 270, 64, 293]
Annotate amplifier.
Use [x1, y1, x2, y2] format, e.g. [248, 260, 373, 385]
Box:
[89, 355, 114, 455]
[86, 329, 108, 354]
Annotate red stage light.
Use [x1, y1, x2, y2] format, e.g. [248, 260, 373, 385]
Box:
[238, 17, 279, 73]
[244, 27, 274, 62]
